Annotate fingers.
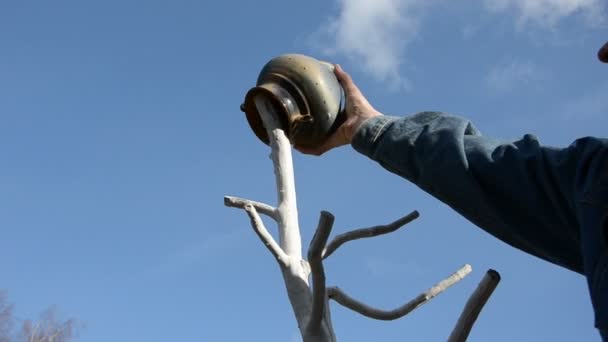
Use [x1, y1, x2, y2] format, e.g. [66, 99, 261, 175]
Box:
[296, 128, 349, 156]
[295, 143, 330, 156]
[296, 65, 357, 156]
[317, 129, 348, 154]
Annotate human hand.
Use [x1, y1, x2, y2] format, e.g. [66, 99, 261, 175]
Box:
[297, 64, 382, 156]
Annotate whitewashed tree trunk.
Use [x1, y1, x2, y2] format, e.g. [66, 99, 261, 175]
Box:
[224, 95, 500, 341]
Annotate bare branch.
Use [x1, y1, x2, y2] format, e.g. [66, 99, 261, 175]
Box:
[322, 211, 419, 259]
[448, 269, 501, 342]
[306, 211, 335, 335]
[323, 291, 337, 341]
[255, 95, 301, 258]
[224, 196, 277, 219]
[244, 204, 289, 267]
[328, 264, 472, 320]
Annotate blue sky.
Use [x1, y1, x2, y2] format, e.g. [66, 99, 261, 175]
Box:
[0, 0, 606, 341]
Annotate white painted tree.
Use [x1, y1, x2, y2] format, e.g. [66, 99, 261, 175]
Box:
[225, 95, 500, 341]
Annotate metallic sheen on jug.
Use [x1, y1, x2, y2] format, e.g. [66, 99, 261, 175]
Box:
[241, 54, 344, 149]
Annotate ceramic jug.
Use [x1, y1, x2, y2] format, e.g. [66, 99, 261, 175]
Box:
[241, 54, 345, 149]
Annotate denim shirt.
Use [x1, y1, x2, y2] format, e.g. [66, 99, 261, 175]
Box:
[352, 112, 608, 338]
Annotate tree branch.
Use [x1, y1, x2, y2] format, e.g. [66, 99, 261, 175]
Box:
[328, 264, 472, 320]
[322, 211, 419, 259]
[306, 211, 335, 335]
[255, 95, 301, 258]
[224, 196, 277, 220]
[244, 204, 289, 267]
[448, 269, 501, 342]
[322, 290, 336, 341]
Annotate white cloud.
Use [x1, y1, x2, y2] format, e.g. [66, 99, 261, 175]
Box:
[484, 60, 545, 92]
[483, 0, 606, 27]
[314, 0, 426, 89]
[312, 0, 604, 88]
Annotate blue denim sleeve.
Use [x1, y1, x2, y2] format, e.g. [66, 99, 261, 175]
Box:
[353, 112, 585, 271]
[352, 112, 608, 335]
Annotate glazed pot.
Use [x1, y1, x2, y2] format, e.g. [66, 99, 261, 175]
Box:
[240, 54, 345, 149]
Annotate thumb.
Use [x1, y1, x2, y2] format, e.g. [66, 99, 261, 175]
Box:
[334, 64, 363, 97]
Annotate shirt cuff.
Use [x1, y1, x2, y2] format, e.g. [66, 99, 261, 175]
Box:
[351, 115, 398, 157]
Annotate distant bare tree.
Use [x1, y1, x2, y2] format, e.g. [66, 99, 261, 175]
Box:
[0, 292, 76, 342]
[19, 307, 74, 342]
[0, 292, 13, 342]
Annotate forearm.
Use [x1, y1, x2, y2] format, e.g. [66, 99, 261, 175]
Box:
[352, 112, 589, 272]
